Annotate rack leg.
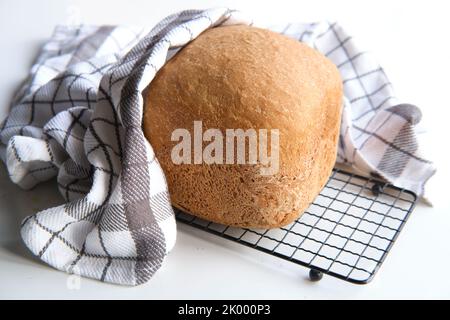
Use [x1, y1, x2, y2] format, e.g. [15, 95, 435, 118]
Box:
[309, 269, 323, 282]
[371, 182, 384, 196]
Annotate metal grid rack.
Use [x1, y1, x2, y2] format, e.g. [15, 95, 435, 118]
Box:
[175, 168, 417, 284]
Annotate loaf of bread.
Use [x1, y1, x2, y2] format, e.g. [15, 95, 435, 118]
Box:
[143, 25, 343, 228]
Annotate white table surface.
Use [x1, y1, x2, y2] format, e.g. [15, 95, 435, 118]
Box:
[1, 0, 449, 299]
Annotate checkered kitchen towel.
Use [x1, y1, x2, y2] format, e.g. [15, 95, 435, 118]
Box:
[0, 8, 435, 285]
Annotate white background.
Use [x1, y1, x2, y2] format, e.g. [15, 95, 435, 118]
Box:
[0, 0, 449, 299]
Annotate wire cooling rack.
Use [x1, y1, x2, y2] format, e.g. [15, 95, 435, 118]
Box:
[175, 168, 417, 284]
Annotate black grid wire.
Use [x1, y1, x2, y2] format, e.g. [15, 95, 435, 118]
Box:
[175, 168, 417, 284]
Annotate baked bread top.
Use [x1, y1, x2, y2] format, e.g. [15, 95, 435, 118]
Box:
[143, 25, 343, 228]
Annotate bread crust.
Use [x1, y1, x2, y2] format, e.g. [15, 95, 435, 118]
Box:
[143, 25, 343, 228]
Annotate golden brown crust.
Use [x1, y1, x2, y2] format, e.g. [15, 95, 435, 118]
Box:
[143, 25, 343, 228]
